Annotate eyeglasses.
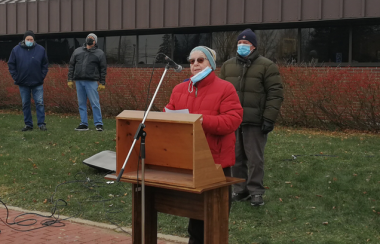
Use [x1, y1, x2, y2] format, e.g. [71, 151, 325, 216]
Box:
[188, 57, 208, 64]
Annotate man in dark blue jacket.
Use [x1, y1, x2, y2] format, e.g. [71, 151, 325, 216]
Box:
[8, 30, 49, 131]
[68, 33, 107, 131]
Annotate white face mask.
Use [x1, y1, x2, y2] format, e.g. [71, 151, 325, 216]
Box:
[188, 66, 213, 93]
[190, 66, 212, 84]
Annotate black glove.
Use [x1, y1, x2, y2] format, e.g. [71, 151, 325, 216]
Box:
[261, 120, 274, 134]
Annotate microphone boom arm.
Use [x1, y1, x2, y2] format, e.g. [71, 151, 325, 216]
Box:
[116, 65, 170, 182]
[115, 57, 179, 243]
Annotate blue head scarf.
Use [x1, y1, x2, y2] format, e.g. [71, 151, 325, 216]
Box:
[190, 46, 217, 70]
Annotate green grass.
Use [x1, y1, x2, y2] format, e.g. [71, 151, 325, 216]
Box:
[1, 111, 380, 243]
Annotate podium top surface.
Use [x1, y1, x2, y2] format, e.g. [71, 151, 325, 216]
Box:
[105, 174, 245, 194]
[117, 110, 201, 124]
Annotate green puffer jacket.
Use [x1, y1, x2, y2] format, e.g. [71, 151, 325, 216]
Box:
[219, 50, 283, 126]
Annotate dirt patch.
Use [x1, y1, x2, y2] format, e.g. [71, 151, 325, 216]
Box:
[0, 185, 10, 195]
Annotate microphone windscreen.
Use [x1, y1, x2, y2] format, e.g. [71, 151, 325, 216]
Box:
[175, 65, 183, 73]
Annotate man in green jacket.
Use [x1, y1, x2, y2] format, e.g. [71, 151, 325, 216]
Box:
[220, 28, 284, 206]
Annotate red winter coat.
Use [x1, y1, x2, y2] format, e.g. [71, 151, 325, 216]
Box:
[165, 71, 243, 168]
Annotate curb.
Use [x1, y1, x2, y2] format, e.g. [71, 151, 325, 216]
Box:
[0, 205, 188, 243]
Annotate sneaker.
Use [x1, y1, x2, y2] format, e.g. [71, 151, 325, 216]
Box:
[251, 195, 264, 206]
[39, 125, 47, 131]
[232, 192, 251, 202]
[21, 125, 33, 131]
[96, 125, 103, 131]
[75, 124, 89, 131]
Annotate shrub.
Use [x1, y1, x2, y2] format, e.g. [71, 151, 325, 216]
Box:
[2, 60, 380, 131]
[0, 61, 191, 116]
[279, 65, 380, 131]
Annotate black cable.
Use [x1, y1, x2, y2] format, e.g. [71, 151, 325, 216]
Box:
[0, 171, 132, 235]
[0, 53, 176, 235]
[0, 195, 65, 232]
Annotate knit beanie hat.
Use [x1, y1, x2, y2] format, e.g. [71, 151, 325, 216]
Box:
[190, 46, 217, 70]
[87, 33, 98, 44]
[237, 29, 257, 48]
[23, 30, 35, 40]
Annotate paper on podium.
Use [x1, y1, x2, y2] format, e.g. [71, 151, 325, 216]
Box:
[164, 107, 189, 114]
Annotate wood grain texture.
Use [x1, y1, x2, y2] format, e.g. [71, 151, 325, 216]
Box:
[193, 117, 226, 188]
[132, 184, 142, 244]
[116, 110, 228, 189]
[204, 187, 229, 243]
[128, 183, 231, 243]
[154, 187, 204, 220]
[106, 174, 244, 193]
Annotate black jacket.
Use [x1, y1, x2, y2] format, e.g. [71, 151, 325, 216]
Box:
[68, 44, 107, 84]
[220, 50, 284, 125]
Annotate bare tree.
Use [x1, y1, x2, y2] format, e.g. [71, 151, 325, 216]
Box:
[256, 29, 297, 63]
[212, 31, 239, 64]
[119, 38, 134, 65]
[255, 30, 279, 60]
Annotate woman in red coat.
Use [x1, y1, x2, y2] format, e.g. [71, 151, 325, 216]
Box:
[165, 46, 243, 244]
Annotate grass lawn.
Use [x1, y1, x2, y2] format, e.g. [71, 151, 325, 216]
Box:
[0, 111, 379, 243]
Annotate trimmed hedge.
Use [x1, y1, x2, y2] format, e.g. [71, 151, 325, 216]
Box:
[1, 60, 380, 131]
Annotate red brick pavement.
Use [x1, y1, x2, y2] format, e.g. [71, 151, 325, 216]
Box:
[0, 208, 184, 244]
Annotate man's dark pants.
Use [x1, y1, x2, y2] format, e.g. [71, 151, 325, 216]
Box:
[232, 125, 267, 196]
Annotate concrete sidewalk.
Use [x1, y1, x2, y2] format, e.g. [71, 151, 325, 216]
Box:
[0, 205, 188, 244]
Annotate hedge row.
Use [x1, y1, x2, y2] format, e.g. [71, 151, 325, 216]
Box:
[1, 60, 380, 131]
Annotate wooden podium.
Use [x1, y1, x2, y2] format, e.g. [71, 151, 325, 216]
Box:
[106, 110, 244, 244]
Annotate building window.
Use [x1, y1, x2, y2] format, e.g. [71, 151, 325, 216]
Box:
[212, 31, 239, 65]
[174, 33, 211, 64]
[301, 27, 349, 64]
[106, 36, 137, 66]
[35, 39, 46, 49]
[74, 38, 85, 48]
[47, 38, 75, 64]
[0, 40, 19, 61]
[255, 29, 298, 64]
[138, 34, 171, 65]
[352, 25, 380, 63]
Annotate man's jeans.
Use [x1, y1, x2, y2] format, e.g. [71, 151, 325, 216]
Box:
[75, 81, 103, 126]
[19, 85, 46, 127]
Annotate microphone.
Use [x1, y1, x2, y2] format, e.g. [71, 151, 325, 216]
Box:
[164, 55, 183, 72]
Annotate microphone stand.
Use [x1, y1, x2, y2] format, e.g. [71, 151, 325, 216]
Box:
[116, 63, 171, 244]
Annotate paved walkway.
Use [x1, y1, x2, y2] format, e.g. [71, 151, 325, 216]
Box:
[0, 206, 188, 244]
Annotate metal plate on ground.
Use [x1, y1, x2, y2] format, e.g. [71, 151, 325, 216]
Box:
[83, 150, 116, 172]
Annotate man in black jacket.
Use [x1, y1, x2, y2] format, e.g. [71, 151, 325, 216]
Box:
[220, 29, 284, 206]
[68, 33, 107, 131]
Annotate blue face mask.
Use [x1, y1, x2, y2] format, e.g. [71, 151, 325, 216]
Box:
[237, 44, 252, 57]
[190, 66, 212, 84]
[25, 41, 33, 47]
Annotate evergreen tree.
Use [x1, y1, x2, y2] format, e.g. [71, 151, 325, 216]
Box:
[156, 34, 172, 63]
